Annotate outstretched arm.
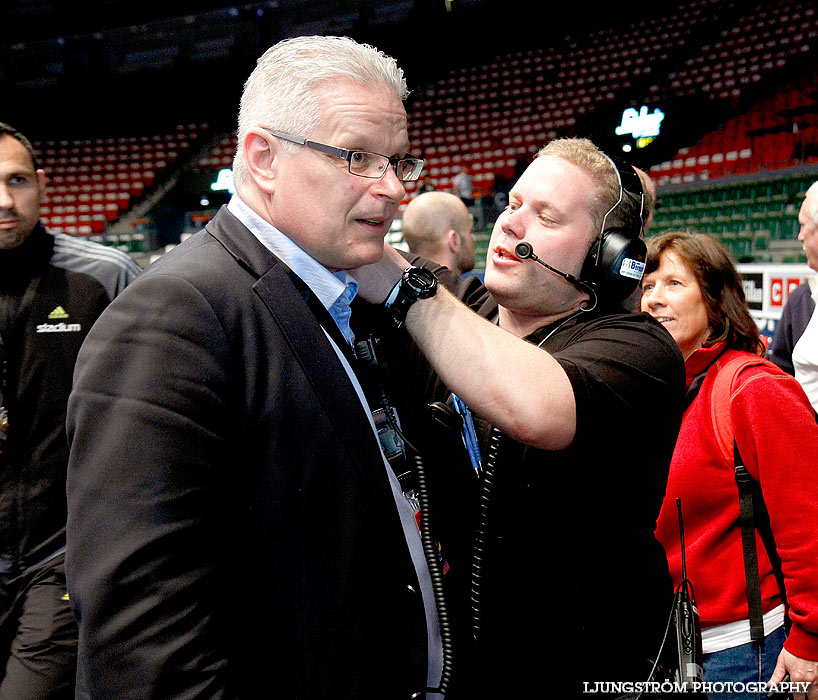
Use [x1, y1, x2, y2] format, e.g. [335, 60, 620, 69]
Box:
[352, 243, 578, 450]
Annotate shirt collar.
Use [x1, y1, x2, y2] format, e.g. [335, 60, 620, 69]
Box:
[227, 195, 356, 313]
[809, 275, 818, 301]
[685, 341, 727, 388]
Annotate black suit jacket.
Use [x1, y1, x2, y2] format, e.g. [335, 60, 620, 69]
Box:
[66, 207, 429, 699]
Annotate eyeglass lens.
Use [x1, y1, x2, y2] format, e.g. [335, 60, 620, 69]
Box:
[348, 152, 420, 181]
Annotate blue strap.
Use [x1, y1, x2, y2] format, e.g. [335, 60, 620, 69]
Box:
[452, 394, 482, 478]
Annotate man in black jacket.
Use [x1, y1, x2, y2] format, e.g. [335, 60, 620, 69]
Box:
[65, 36, 447, 700]
[0, 122, 141, 699]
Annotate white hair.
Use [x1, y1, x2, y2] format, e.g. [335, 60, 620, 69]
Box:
[232, 35, 409, 186]
[804, 180, 818, 225]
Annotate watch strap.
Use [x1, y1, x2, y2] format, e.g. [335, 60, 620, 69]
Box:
[383, 266, 436, 327]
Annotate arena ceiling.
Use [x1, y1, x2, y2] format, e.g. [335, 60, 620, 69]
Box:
[0, 0, 710, 137]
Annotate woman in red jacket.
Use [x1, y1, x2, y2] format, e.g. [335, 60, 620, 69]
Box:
[641, 231, 818, 700]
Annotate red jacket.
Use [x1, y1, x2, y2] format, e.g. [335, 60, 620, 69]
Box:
[656, 342, 818, 660]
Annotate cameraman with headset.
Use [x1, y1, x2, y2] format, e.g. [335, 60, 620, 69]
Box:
[351, 138, 686, 698]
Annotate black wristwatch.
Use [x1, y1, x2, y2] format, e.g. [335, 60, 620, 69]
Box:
[384, 266, 438, 327]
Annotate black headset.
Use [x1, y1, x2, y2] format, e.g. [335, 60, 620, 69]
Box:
[579, 154, 647, 302]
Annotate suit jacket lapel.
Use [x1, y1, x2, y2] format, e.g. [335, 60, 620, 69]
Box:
[205, 206, 392, 492]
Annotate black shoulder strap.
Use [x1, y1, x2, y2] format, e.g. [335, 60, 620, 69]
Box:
[733, 439, 789, 643]
[733, 441, 765, 642]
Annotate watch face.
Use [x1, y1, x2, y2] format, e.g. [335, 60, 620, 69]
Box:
[404, 267, 437, 297]
[414, 269, 435, 289]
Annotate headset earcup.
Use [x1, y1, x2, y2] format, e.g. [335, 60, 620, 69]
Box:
[582, 230, 647, 302]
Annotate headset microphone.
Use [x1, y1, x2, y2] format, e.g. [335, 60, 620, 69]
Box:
[514, 242, 598, 310]
[514, 242, 535, 260]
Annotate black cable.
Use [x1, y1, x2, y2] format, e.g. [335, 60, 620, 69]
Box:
[634, 593, 678, 700]
[412, 449, 454, 695]
[357, 335, 453, 694]
[469, 426, 504, 644]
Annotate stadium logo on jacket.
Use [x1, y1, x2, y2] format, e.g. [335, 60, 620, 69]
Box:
[37, 307, 81, 333]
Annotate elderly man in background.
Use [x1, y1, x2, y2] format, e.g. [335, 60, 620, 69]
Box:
[768, 180, 818, 412]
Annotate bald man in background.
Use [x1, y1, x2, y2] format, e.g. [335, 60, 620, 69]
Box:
[403, 191, 475, 276]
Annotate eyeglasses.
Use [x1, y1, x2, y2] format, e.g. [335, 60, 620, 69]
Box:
[264, 129, 424, 182]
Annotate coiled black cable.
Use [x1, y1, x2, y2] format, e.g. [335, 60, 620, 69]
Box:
[354, 335, 454, 694]
[413, 450, 454, 695]
[470, 426, 504, 644]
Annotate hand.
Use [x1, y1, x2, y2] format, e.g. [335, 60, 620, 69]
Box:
[349, 243, 407, 304]
[769, 648, 818, 700]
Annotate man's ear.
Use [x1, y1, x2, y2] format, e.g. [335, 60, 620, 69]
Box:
[243, 129, 280, 195]
[446, 228, 460, 255]
[36, 169, 47, 199]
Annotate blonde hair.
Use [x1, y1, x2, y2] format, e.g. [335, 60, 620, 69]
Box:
[537, 138, 642, 238]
